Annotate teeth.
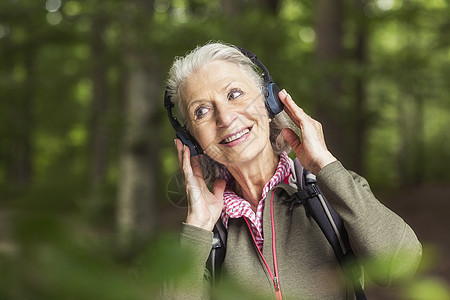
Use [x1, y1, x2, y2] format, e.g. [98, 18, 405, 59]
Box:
[222, 128, 250, 144]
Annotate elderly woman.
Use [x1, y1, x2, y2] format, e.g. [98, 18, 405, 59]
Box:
[162, 42, 421, 299]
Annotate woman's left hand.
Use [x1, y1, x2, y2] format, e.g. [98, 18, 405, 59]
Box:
[278, 89, 337, 175]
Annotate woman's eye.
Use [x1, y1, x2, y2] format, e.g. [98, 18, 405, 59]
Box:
[194, 106, 210, 119]
[228, 89, 243, 100]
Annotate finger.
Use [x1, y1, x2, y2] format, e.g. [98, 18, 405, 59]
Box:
[190, 155, 204, 178]
[282, 103, 301, 128]
[213, 178, 226, 199]
[279, 91, 309, 125]
[285, 94, 308, 122]
[175, 139, 183, 170]
[182, 145, 194, 180]
[278, 91, 302, 128]
[282, 128, 302, 151]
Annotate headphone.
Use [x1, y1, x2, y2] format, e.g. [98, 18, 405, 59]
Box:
[164, 46, 284, 157]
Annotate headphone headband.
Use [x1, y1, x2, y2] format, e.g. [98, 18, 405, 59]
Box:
[234, 46, 274, 84]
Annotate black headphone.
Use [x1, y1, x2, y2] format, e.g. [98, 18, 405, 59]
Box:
[164, 46, 284, 157]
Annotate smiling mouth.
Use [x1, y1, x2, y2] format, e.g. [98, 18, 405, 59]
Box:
[219, 127, 252, 144]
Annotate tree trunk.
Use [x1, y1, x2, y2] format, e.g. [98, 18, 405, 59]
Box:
[397, 95, 409, 186]
[397, 93, 425, 186]
[88, 7, 109, 207]
[316, 0, 343, 61]
[116, 52, 160, 253]
[261, 0, 280, 13]
[314, 0, 346, 164]
[8, 49, 34, 192]
[221, 0, 242, 17]
[114, 0, 160, 256]
[353, 0, 369, 174]
[412, 95, 425, 185]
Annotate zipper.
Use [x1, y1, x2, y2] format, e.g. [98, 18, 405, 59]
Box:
[270, 188, 282, 299]
[244, 187, 282, 300]
[274, 276, 279, 291]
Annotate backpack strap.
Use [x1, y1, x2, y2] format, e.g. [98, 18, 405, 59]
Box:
[206, 219, 227, 287]
[283, 158, 366, 300]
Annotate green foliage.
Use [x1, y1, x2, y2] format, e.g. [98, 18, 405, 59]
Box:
[0, 210, 185, 299]
[0, 0, 449, 298]
[402, 277, 450, 300]
[393, 244, 450, 300]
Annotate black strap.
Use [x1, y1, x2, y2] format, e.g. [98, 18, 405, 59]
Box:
[283, 169, 366, 300]
[302, 179, 348, 262]
[206, 219, 227, 287]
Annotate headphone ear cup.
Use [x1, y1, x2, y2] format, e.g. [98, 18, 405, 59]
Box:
[265, 82, 284, 118]
[176, 129, 203, 157]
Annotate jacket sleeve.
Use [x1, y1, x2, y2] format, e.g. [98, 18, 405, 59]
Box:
[160, 223, 213, 299]
[316, 161, 422, 287]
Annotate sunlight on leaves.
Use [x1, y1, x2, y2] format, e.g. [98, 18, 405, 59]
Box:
[299, 27, 315, 43]
[63, 1, 81, 16]
[68, 124, 86, 147]
[402, 278, 450, 300]
[75, 78, 92, 106]
[280, 0, 304, 21]
[46, 11, 63, 25]
[376, 0, 394, 11]
[45, 0, 61, 13]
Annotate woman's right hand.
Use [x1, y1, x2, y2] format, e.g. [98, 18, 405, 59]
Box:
[278, 90, 337, 175]
[175, 139, 226, 231]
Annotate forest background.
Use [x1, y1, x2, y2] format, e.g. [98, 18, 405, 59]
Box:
[0, 0, 449, 299]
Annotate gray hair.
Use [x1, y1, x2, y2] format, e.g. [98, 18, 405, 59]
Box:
[166, 41, 296, 183]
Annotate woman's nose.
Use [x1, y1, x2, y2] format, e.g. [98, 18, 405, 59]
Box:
[215, 103, 238, 128]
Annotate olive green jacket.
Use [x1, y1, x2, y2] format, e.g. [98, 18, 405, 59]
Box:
[162, 161, 422, 299]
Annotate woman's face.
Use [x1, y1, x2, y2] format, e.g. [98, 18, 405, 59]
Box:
[181, 60, 272, 167]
